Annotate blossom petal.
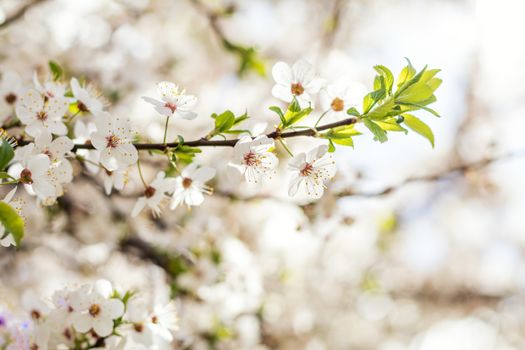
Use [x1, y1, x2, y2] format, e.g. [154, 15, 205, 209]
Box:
[271, 84, 293, 103]
[72, 313, 92, 333]
[105, 299, 124, 319]
[272, 62, 292, 85]
[288, 176, 303, 197]
[93, 317, 113, 337]
[192, 166, 216, 183]
[131, 197, 147, 217]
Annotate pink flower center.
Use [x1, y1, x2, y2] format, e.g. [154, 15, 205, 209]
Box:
[182, 177, 193, 189]
[36, 111, 48, 121]
[243, 151, 258, 166]
[4, 93, 16, 105]
[77, 101, 89, 112]
[291, 83, 304, 96]
[105, 134, 120, 148]
[165, 102, 177, 113]
[300, 163, 314, 177]
[144, 186, 156, 198]
[331, 97, 344, 112]
[20, 168, 33, 184]
[89, 304, 101, 317]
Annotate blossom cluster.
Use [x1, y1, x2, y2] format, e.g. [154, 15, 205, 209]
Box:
[0, 60, 342, 243]
[0, 57, 440, 247]
[0, 280, 178, 350]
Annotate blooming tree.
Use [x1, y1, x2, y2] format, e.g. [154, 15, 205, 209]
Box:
[0, 57, 441, 348]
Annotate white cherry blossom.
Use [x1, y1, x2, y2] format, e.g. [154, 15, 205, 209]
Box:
[142, 81, 198, 120]
[170, 164, 215, 209]
[288, 144, 336, 199]
[229, 135, 278, 183]
[272, 60, 324, 108]
[9, 152, 56, 200]
[148, 301, 179, 342]
[70, 78, 105, 114]
[91, 112, 138, 171]
[0, 70, 23, 124]
[70, 280, 124, 338]
[15, 89, 68, 138]
[33, 72, 68, 101]
[132, 172, 176, 217]
[320, 83, 364, 119]
[102, 167, 128, 195]
[74, 120, 101, 174]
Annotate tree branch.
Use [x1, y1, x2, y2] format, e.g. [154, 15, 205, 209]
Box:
[16, 117, 357, 151]
[337, 149, 525, 197]
[0, 0, 48, 29]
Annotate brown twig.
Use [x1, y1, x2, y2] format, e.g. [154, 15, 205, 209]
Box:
[16, 117, 357, 151]
[336, 149, 525, 197]
[0, 0, 48, 29]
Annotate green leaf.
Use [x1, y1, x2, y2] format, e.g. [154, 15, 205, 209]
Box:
[403, 114, 434, 147]
[280, 102, 313, 128]
[397, 101, 440, 117]
[328, 139, 336, 152]
[48, 61, 63, 81]
[213, 110, 236, 133]
[374, 65, 394, 94]
[331, 137, 355, 147]
[367, 98, 395, 120]
[363, 118, 388, 143]
[0, 141, 14, 171]
[375, 118, 408, 134]
[0, 172, 13, 179]
[346, 107, 361, 116]
[0, 202, 24, 246]
[396, 58, 416, 89]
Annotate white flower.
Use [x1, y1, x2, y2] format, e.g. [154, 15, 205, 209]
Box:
[229, 135, 278, 183]
[91, 111, 138, 171]
[148, 301, 178, 342]
[272, 60, 324, 108]
[0, 70, 23, 124]
[33, 72, 68, 101]
[15, 89, 68, 138]
[131, 172, 176, 217]
[34, 132, 73, 162]
[70, 78, 105, 114]
[171, 164, 215, 209]
[125, 299, 154, 346]
[288, 144, 336, 199]
[74, 120, 101, 174]
[102, 168, 128, 195]
[70, 280, 124, 338]
[320, 83, 363, 118]
[9, 153, 56, 200]
[142, 81, 198, 120]
[33, 133, 74, 200]
[0, 187, 23, 247]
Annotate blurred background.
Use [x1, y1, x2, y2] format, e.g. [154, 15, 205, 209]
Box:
[1, 0, 525, 349]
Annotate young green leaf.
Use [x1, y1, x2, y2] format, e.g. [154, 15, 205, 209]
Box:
[374, 65, 394, 94]
[403, 113, 434, 147]
[0, 202, 24, 246]
[0, 140, 14, 171]
[363, 118, 388, 143]
[48, 61, 63, 81]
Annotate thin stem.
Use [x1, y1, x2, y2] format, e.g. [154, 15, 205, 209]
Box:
[0, 180, 19, 186]
[314, 109, 330, 128]
[75, 155, 103, 169]
[67, 110, 81, 123]
[162, 116, 170, 145]
[278, 138, 294, 157]
[136, 158, 148, 189]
